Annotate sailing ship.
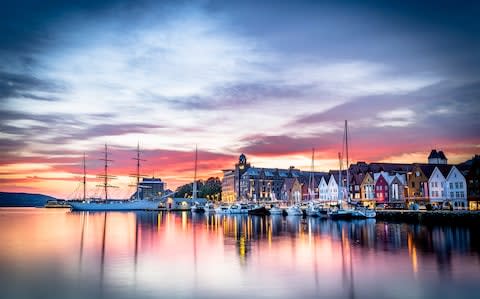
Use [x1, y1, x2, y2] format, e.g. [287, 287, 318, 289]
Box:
[69, 143, 162, 211]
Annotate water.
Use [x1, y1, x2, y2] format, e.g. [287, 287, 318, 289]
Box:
[0, 208, 479, 299]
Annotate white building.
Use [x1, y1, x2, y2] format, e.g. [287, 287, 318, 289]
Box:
[429, 166, 448, 204]
[318, 176, 329, 201]
[327, 174, 339, 202]
[445, 166, 467, 209]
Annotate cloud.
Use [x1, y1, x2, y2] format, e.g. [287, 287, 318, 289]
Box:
[0, 70, 65, 101]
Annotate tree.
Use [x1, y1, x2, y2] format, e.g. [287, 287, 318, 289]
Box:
[174, 177, 222, 200]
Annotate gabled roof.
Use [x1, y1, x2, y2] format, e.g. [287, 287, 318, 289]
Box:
[438, 151, 447, 160]
[417, 164, 437, 178]
[428, 149, 439, 159]
[283, 177, 296, 190]
[435, 165, 453, 178]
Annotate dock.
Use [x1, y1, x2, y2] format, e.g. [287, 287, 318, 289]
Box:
[376, 210, 480, 225]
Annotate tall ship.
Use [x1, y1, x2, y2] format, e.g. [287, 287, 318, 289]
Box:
[69, 143, 164, 211]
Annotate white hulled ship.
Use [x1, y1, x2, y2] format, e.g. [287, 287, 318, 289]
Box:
[69, 143, 164, 211]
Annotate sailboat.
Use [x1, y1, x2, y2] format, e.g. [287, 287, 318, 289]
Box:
[190, 146, 206, 213]
[69, 143, 163, 211]
[328, 121, 354, 220]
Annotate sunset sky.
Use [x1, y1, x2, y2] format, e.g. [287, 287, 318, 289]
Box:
[1, 0, 479, 198]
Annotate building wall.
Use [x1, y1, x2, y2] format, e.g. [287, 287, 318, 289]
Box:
[221, 170, 236, 202]
[429, 167, 446, 203]
[327, 177, 338, 201]
[446, 167, 467, 209]
[407, 166, 429, 199]
[360, 173, 375, 200]
[374, 174, 389, 203]
[389, 176, 405, 202]
[318, 178, 329, 200]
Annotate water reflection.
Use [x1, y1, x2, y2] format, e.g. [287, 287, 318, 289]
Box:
[0, 208, 479, 299]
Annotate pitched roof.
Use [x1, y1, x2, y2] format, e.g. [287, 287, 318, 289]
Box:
[428, 149, 439, 159]
[418, 164, 437, 178]
[435, 165, 454, 178]
[438, 151, 447, 160]
[283, 178, 296, 190]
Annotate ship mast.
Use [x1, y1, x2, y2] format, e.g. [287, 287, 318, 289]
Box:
[83, 152, 86, 201]
[309, 148, 315, 201]
[131, 142, 146, 200]
[338, 152, 343, 205]
[96, 144, 117, 200]
[345, 120, 350, 203]
[192, 145, 198, 200]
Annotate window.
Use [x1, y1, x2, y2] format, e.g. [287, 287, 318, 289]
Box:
[412, 182, 415, 188]
[450, 182, 453, 189]
[455, 182, 459, 189]
[459, 182, 463, 188]
[456, 192, 460, 198]
[441, 182, 444, 188]
[450, 192, 454, 198]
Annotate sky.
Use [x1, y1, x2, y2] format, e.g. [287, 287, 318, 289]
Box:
[1, 0, 479, 198]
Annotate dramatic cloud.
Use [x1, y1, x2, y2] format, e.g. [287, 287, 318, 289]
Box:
[1, 0, 479, 197]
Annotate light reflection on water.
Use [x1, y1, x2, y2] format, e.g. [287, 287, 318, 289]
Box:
[0, 208, 479, 299]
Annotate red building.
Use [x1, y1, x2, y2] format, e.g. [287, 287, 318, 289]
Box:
[374, 173, 389, 203]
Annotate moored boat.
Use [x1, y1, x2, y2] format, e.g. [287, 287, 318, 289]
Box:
[306, 202, 321, 217]
[70, 199, 160, 211]
[215, 204, 230, 214]
[328, 208, 353, 220]
[204, 202, 215, 213]
[248, 204, 269, 215]
[190, 202, 205, 213]
[352, 207, 376, 219]
[268, 205, 283, 215]
[286, 204, 303, 216]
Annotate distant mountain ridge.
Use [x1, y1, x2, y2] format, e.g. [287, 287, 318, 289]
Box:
[0, 192, 57, 207]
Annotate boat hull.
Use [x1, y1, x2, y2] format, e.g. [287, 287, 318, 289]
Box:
[69, 200, 160, 211]
[328, 210, 353, 220]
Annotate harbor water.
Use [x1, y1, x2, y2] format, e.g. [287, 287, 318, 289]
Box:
[0, 208, 479, 299]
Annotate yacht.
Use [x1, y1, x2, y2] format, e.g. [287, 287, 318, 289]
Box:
[268, 205, 283, 215]
[204, 202, 216, 213]
[215, 204, 230, 214]
[352, 206, 376, 219]
[328, 207, 353, 219]
[305, 202, 321, 217]
[286, 204, 303, 216]
[190, 202, 205, 213]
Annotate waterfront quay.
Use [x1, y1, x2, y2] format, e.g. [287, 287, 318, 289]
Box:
[376, 210, 480, 225]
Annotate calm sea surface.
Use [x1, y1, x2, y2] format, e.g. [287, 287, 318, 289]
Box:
[0, 208, 479, 299]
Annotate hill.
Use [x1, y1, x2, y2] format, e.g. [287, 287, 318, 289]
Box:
[0, 192, 57, 207]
